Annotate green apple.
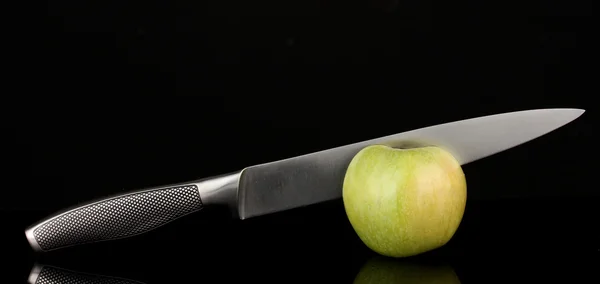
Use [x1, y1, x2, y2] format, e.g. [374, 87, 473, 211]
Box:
[353, 256, 461, 284]
[343, 145, 467, 257]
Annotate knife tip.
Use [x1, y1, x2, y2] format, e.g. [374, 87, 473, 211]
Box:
[553, 108, 586, 119]
[564, 108, 586, 123]
[572, 108, 586, 117]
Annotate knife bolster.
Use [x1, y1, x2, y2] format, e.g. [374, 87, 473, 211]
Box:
[193, 170, 242, 217]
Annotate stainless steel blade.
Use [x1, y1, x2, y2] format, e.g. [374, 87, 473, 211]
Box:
[238, 108, 584, 219]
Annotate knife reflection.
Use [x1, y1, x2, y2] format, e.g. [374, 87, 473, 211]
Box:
[28, 264, 145, 284]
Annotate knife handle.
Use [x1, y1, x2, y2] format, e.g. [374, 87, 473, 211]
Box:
[25, 171, 241, 252]
[29, 264, 146, 284]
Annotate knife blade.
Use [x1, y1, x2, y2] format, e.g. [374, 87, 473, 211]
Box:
[25, 108, 584, 252]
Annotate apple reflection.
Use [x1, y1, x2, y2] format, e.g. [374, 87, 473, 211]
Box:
[354, 256, 461, 284]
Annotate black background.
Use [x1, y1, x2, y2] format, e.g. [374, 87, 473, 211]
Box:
[2, 0, 598, 282]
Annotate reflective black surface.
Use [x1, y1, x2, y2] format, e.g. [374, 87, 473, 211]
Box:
[6, 196, 599, 283]
[4, 0, 598, 282]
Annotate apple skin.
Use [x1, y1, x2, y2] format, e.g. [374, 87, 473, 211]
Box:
[353, 256, 461, 284]
[343, 145, 467, 258]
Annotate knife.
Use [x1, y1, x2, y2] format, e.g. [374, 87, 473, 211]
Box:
[25, 108, 584, 252]
[28, 264, 145, 284]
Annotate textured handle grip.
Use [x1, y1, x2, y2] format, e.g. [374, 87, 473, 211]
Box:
[26, 185, 203, 252]
[29, 265, 145, 284]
